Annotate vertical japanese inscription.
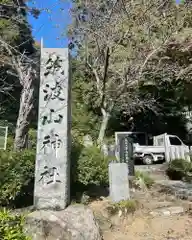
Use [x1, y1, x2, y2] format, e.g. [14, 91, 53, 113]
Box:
[34, 48, 71, 210]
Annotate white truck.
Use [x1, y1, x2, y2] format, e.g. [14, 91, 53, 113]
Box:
[133, 133, 190, 164]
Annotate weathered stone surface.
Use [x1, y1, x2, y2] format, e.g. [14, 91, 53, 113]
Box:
[168, 206, 185, 215]
[150, 206, 185, 217]
[34, 48, 71, 210]
[149, 211, 160, 217]
[24, 205, 102, 240]
[156, 180, 192, 201]
[161, 210, 171, 216]
[109, 163, 130, 202]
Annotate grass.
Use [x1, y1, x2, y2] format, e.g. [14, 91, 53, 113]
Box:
[0, 136, 5, 149]
[135, 171, 154, 188]
[106, 199, 138, 216]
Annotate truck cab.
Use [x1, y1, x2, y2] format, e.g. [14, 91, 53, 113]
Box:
[154, 134, 187, 147]
[133, 133, 190, 165]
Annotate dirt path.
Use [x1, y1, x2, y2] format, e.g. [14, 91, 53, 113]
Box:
[89, 187, 192, 240]
[103, 215, 192, 240]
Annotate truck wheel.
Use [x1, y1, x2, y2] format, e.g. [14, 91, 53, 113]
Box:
[143, 155, 153, 165]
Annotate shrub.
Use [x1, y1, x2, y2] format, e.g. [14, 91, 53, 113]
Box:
[0, 208, 31, 240]
[27, 128, 37, 150]
[166, 158, 192, 180]
[135, 171, 154, 188]
[6, 136, 14, 151]
[106, 199, 138, 216]
[0, 150, 35, 207]
[6, 129, 37, 151]
[1, 138, 109, 207]
[71, 145, 109, 187]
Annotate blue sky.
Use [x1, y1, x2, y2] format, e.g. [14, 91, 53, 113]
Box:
[28, 0, 72, 48]
[28, 0, 181, 48]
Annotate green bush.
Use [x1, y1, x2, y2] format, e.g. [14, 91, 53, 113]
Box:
[6, 129, 37, 151]
[0, 150, 35, 207]
[27, 129, 37, 150]
[6, 136, 14, 151]
[0, 140, 109, 207]
[135, 171, 154, 188]
[71, 145, 109, 186]
[166, 158, 192, 180]
[106, 199, 138, 216]
[0, 208, 31, 240]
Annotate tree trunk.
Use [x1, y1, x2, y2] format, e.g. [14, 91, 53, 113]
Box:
[97, 109, 110, 145]
[14, 66, 36, 151]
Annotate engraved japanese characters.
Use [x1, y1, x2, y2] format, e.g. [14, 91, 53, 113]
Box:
[34, 48, 71, 210]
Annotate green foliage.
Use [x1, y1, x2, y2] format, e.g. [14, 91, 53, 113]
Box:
[103, 136, 115, 145]
[0, 208, 30, 240]
[69, 0, 192, 143]
[0, 136, 109, 208]
[0, 0, 12, 3]
[6, 136, 14, 151]
[72, 60, 100, 140]
[28, 128, 37, 150]
[0, 0, 39, 149]
[0, 150, 35, 207]
[0, 19, 10, 29]
[166, 158, 192, 180]
[106, 200, 138, 216]
[71, 145, 109, 186]
[6, 129, 36, 151]
[135, 171, 154, 188]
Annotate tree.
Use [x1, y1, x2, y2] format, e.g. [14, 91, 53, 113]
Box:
[69, 0, 192, 144]
[71, 59, 100, 140]
[0, 0, 40, 150]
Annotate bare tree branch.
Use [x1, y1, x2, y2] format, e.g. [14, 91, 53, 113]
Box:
[70, 0, 192, 143]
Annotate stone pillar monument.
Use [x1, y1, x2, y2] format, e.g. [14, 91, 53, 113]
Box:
[34, 46, 71, 210]
[109, 162, 130, 203]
